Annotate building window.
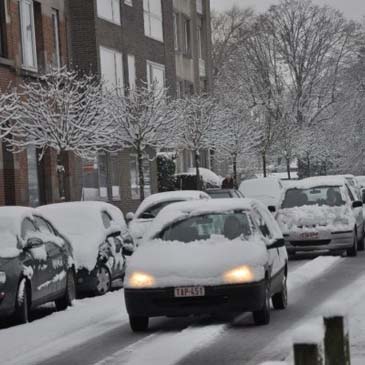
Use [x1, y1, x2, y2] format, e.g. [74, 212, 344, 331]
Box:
[183, 18, 191, 56]
[100, 46, 124, 93]
[96, 0, 120, 25]
[0, 0, 7, 58]
[146, 60, 165, 93]
[196, 0, 203, 14]
[197, 25, 203, 59]
[124, 0, 132, 6]
[173, 13, 178, 51]
[19, 0, 37, 69]
[51, 9, 61, 68]
[130, 154, 151, 200]
[143, 0, 163, 42]
[127, 54, 136, 90]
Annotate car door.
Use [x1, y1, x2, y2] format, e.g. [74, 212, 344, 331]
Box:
[345, 184, 363, 235]
[20, 218, 48, 303]
[34, 216, 67, 297]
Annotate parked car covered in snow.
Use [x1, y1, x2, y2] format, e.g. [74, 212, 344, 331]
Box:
[0, 207, 75, 323]
[206, 189, 244, 199]
[239, 177, 284, 209]
[37, 202, 133, 295]
[127, 190, 210, 245]
[124, 199, 288, 331]
[276, 176, 364, 256]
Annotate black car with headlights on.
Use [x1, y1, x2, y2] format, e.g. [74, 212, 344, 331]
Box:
[124, 199, 288, 332]
[0, 207, 75, 323]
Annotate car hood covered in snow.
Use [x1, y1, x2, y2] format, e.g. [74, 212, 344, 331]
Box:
[276, 205, 355, 233]
[125, 235, 268, 288]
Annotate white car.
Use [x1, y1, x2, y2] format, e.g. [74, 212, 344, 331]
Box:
[276, 176, 364, 256]
[37, 202, 133, 295]
[124, 199, 288, 331]
[239, 177, 284, 209]
[127, 191, 210, 245]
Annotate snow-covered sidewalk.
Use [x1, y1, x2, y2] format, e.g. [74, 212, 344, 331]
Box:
[0, 290, 128, 365]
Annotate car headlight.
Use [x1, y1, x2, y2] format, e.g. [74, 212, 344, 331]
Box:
[128, 272, 155, 288]
[0, 272, 6, 284]
[223, 266, 254, 284]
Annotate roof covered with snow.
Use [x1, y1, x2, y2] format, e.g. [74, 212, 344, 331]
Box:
[134, 190, 210, 218]
[37, 202, 125, 270]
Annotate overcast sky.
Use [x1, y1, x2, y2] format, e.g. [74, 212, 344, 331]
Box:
[210, 0, 365, 20]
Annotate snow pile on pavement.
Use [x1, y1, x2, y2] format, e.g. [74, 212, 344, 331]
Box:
[0, 290, 128, 365]
[125, 236, 268, 288]
[292, 323, 324, 344]
[277, 205, 354, 233]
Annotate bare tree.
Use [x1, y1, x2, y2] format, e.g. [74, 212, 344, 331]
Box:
[108, 83, 177, 201]
[8, 67, 110, 158]
[0, 88, 20, 138]
[211, 6, 255, 79]
[174, 94, 221, 190]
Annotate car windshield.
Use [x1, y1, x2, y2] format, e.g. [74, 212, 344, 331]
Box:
[139, 200, 184, 219]
[159, 211, 252, 243]
[208, 191, 232, 199]
[282, 186, 345, 208]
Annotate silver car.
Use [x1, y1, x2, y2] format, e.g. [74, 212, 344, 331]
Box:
[275, 176, 364, 256]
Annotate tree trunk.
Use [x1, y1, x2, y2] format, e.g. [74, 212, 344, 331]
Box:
[233, 155, 238, 188]
[194, 150, 201, 190]
[306, 154, 311, 177]
[262, 152, 267, 178]
[57, 151, 71, 202]
[286, 157, 291, 180]
[137, 147, 145, 202]
[105, 152, 113, 202]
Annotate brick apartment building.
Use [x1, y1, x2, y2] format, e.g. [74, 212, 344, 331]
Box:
[66, 0, 213, 213]
[0, 0, 212, 212]
[0, 0, 78, 207]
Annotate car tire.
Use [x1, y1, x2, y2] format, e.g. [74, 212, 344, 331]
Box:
[55, 270, 76, 311]
[358, 230, 365, 251]
[253, 281, 271, 326]
[14, 278, 29, 324]
[94, 265, 111, 295]
[129, 315, 149, 332]
[272, 273, 288, 310]
[347, 230, 358, 257]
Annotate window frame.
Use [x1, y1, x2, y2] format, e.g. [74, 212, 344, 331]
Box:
[99, 45, 124, 93]
[0, 0, 7, 58]
[146, 60, 165, 92]
[51, 8, 61, 68]
[96, 0, 121, 26]
[183, 17, 191, 56]
[127, 54, 136, 90]
[19, 0, 37, 70]
[143, 0, 164, 43]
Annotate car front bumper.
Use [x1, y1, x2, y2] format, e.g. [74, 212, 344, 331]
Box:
[285, 230, 354, 254]
[124, 281, 266, 318]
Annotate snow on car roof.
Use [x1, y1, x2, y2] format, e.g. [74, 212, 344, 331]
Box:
[134, 190, 210, 217]
[176, 167, 223, 186]
[145, 198, 256, 240]
[285, 176, 347, 190]
[37, 201, 125, 271]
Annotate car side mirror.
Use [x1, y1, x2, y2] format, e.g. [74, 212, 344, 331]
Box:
[267, 238, 285, 250]
[268, 205, 276, 213]
[126, 212, 134, 223]
[25, 237, 44, 249]
[352, 201, 363, 209]
[122, 245, 134, 256]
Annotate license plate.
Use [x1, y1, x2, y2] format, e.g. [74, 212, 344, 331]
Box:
[300, 232, 319, 239]
[174, 286, 205, 298]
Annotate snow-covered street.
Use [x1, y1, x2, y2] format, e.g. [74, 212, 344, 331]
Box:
[1, 254, 365, 365]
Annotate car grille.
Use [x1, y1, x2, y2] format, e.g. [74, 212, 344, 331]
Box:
[290, 240, 331, 246]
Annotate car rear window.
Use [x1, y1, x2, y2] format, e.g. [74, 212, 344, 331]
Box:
[282, 186, 345, 208]
[159, 211, 252, 243]
[208, 192, 231, 199]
